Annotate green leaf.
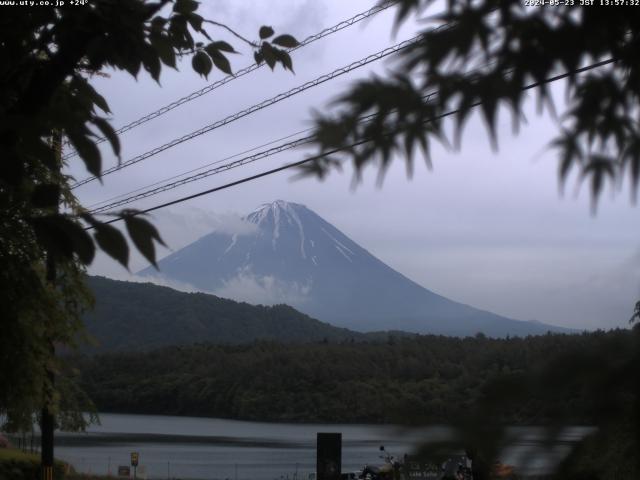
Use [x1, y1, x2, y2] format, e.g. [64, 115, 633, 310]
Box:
[30, 215, 95, 265]
[150, 16, 168, 32]
[191, 50, 212, 78]
[204, 44, 233, 75]
[89, 89, 110, 115]
[91, 116, 121, 157]
[582, 154, 616, 212]
[93, 223, 129, 269]
[174, 0, 198, 14]
[208, 40, 236, 53]
[550, 130, 583, 190]
[122, 213, 166, 268]
[72, 76, 111, 114]
[169, 15, 193, 49]
[66, 130, 102, 178]
[188, 13, 203, 32]
[211, 53, 232, 75]
[122, 55, 142, 78]
[272, 34, 300, 49]
[260, 42, 276, 70]
[141, 44, 162, 82]
[64, 220, 96, 266]
[273, 48, 293, 72]
[31, 184, 60, 209]
[259, 26, 274, 39]
[151, 33, 177, 69]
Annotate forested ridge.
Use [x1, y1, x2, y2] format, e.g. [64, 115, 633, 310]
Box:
[82, 276, 366, 352]
[72, 328, 634, 424]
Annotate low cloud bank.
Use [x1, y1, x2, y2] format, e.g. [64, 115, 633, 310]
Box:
[103, 268, 312, 309]
[213, 268, 312, 307]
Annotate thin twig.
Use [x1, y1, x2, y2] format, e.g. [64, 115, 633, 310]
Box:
[204, 20, 258, 48]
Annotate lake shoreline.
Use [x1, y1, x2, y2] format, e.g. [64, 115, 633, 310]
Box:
[6, 413, 593, 480]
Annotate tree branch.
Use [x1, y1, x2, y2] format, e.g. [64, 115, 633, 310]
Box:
[204, 20, 258, 48]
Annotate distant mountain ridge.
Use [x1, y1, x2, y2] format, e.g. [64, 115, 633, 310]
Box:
[83, 276, 365, 352]
[139, 200, 572, 337]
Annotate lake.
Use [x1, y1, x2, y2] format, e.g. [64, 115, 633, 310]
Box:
[52, 413, 591, 480]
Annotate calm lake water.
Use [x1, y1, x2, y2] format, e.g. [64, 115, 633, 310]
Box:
[52, 413, 591, 480]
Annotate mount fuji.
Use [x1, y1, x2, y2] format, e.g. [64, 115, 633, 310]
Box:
[139, 200, 569, 337]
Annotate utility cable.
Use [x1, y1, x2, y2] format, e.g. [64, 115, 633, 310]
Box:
[71, 33, 426, 190]
[89, 135, 313, 213]
[62, 1, 399, 161]
[84, 57, 616, 229]
[88, 143, 367, 229]
[86, 90, 439, 214]
[85, 126, 314, 210]
[86, 61, 506, 211]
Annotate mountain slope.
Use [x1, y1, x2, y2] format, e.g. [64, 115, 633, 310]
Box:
[83, 276, 364, 352]
[140, 200, 570, 337]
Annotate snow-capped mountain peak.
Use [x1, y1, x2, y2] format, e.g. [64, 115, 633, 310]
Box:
[245, 200, 310, 259]
[242, 200, 357, 265]
[139, 201, 570, 337]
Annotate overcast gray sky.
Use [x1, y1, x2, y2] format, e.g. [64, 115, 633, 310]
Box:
[71, 0, 639, 330]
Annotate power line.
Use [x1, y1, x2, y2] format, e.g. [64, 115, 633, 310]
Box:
[62, 1, 398, 161]
[86, 91, 439, 214]
[92, 65, 521, 212]
[88, 135, 313, 213]
[71, 33, 425, 190]
[85, 57, 616, 230]
[88, 143, 366, 229]
[85, 126, 314, 210]
[85, 57, 613, 214]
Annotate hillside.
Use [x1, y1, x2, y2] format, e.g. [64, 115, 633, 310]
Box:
[82, 276, 364, 352]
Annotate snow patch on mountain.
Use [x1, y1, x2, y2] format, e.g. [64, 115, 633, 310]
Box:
[321, 227, 355, 262]
[247, 200, 311, 258]
[286, 203, 307, 259]
[272, 203, 280, 250]
[223, 234, 238, 256]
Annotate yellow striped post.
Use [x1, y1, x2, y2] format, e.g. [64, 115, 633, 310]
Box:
[42, 465, 53, 480]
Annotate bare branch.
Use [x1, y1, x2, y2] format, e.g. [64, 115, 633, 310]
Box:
[204, 20, 258, 48]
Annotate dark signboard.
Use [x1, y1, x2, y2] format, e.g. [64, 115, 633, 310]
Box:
[317, 432, 342, 480]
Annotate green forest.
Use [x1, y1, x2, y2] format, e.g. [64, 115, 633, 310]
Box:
[71, 328, 636, 425]
[82, 276, 367, 352]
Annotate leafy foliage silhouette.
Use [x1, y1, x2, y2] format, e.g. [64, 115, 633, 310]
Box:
[302, 1, 640, 477]
[0, 0, 298, 430]
[307, 1, 640, 210]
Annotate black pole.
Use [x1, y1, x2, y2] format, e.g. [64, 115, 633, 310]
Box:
[40, 400, 54, 480]
[41, 249, 56, 479]
[41, 131, 61, 480]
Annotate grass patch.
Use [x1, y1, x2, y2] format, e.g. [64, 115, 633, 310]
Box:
[0, 448, 39, 462]
[0, 448, 67, 480]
